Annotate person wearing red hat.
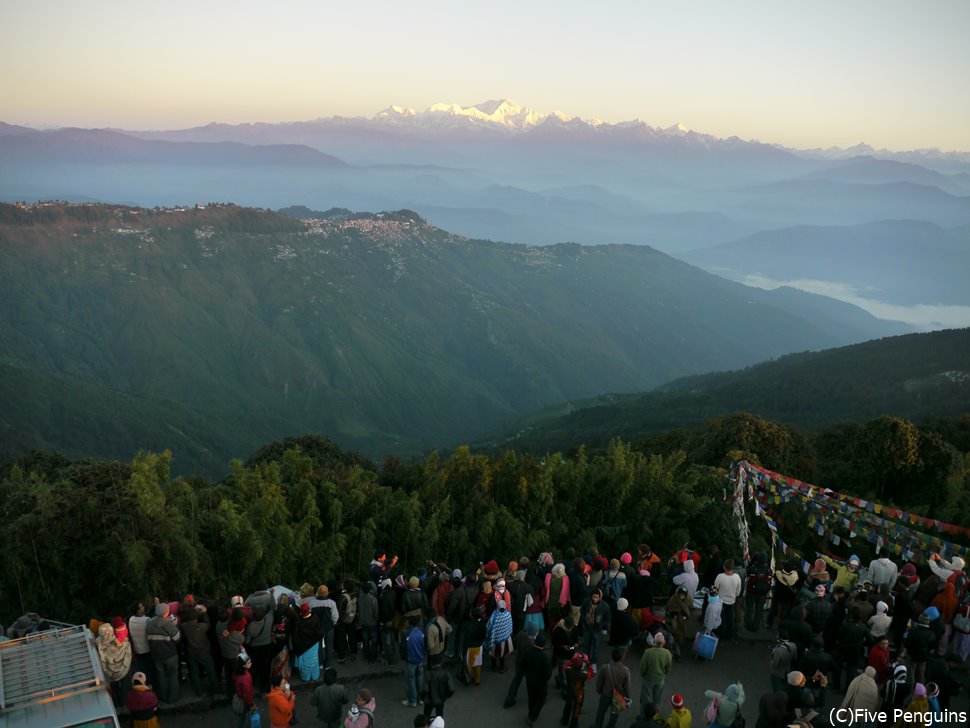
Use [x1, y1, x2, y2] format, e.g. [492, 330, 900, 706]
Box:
[666, 693, 691, 728]
[293, 603, 324, 682]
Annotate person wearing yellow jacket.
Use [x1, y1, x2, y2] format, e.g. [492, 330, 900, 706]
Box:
[822, 554, 861, 592]
[666, 693, 692, 728]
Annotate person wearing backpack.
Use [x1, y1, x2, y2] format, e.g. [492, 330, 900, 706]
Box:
[769, 631, 797, 693]
[745, 553, 771, 633]
[401, 616, 426, 708]
[703, 682, 744, 728]
[343, 688, 376, 728]
[425, 610, 451, 666]
[336, 580, 360, 663]
[592, 647, 632, 728]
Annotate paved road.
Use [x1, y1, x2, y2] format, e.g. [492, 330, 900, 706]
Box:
[171, 637, 832, 728]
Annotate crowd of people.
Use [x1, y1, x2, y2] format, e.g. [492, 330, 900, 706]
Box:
[13, 541, 966, 728]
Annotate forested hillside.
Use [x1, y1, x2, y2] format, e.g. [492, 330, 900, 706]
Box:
[483, 329, 970, 453]
[0, 202, 902, 476]
[3, 412, 967, 624]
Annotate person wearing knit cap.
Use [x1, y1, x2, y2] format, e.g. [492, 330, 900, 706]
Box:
[292, 601, 324, 683]
[822, 553, 862, 592]
[402, 576, 429, 619]
[560, 650, 593, 728]
[885, 663, 911, 712]
[609, 597, 640, 649]
[126, 671, 160, 728]
[666, 693, 691, 728]
[896, 684, 930, 728]
[145, 601, 180, 704]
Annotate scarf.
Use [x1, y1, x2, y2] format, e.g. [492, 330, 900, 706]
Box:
[96, 623, 133, 682]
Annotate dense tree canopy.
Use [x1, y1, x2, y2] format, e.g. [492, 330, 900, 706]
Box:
[1, 413, 967, 624]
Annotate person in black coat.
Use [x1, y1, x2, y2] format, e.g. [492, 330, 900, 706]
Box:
[523, 634, 553, 726]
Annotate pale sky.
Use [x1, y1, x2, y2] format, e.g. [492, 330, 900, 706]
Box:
[3, 0, 969, 151]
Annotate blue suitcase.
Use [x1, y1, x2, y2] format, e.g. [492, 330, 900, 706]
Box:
[692, 630, 718, 661]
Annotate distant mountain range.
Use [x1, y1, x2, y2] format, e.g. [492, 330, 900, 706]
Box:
[683, 220, 970, 308]
[2, 101, 967, 329]
[0, 202, 908, 476]
[478, 328, 970, 453]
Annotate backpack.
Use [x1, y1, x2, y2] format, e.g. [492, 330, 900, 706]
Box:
[748, 569, 770, 597]
[705, 692, 723, 725]
[340, 593, 358, 624]
[425, 618, 446, 654]
[954, 602, 970, 634]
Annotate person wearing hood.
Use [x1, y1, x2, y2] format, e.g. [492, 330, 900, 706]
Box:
[867, 601, 892, 642]
[484, 599, 514, 673]
[672, 559, 698, 601]
[125, 671, 160, 728]
[343, 687, 376, 727]
[884, 663, 911, 713]
[840, 666, 880, 715]
[293, 603, 324, 682]
[97, 620, 133, 707]
[822, 553, 862, 592]
[805, 585, 834, 635]
[769, 561, 800, 627]
[665, 587, 691, 655]
[929, 553, 967, 601]
[807, 559, 832, 592]
[894, 683, 930, 728]
[561, 651, 594, 728]
[703, 682, 745, 728]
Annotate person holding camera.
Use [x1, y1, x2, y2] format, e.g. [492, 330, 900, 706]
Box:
[268, 674, 296, 728]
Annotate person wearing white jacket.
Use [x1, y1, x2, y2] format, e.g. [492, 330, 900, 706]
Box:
[928, 554, 965, 583]
[672, 560, 699, 601]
